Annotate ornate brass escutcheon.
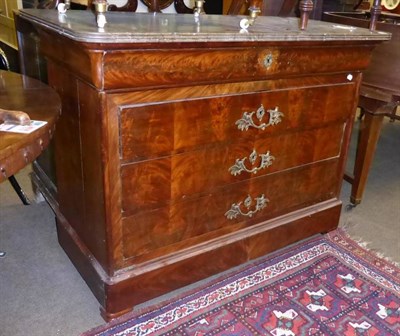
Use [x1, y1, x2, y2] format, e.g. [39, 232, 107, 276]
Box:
[225, 194, 269, 220]
[235, 105, 284, 131]
[229, 149, 275, 176]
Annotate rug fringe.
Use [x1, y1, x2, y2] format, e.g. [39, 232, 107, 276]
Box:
[338, 224, 400, 268]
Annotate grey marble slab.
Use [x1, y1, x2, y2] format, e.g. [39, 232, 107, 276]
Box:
[18, 9, 391, 44]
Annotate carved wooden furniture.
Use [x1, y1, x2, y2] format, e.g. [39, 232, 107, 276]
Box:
[323, 10, 400, 204]
[16, 8, 388, 320]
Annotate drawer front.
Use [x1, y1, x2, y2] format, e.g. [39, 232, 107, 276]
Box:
[120, 83, 355, 163]
[121, 160, 339, 263]
[121, 123, 344, 215]
[103, 46, 371, 90]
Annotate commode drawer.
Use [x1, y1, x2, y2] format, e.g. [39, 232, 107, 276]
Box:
[103, 46, 371, 90]
[120, 123, 344, 214]
[119, 82, 356, 162]
[121, 160, 339, 263]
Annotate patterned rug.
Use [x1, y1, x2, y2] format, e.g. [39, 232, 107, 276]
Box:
[82, 229, 400, 336]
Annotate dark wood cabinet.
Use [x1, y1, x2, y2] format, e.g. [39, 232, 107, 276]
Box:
[16, 9, 388, 320]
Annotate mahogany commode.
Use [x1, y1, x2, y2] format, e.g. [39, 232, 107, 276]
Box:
[16, 9, 389, 320]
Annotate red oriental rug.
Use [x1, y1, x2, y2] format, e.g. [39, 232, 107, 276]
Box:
[82, 229, 400, 336]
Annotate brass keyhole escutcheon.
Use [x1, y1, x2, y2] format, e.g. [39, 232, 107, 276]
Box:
[264, 54, 274, 68]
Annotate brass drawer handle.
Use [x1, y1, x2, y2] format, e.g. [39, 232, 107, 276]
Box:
[229, 149, 275, 176]
[225, 194, 269, 220]
[236, 105, 284, 131]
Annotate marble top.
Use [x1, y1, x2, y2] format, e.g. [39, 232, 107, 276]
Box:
[18, 9, 391, 44]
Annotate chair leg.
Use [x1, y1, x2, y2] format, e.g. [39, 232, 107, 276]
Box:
[8, 175, 31, 205]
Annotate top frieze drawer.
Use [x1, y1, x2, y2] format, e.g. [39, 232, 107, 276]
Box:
[102, 45, 372, 90]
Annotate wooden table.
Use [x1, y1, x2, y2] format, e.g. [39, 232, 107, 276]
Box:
[0, 70, 60, 183]
[0, 70, 60, 258]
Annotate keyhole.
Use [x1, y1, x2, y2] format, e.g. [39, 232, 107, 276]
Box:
[264, 54, 273, 68]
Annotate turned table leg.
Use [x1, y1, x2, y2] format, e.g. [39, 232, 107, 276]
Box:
[299, 0, 314, 30]
[369, 0, 382, 31]
[149, 0, 161, 12]
[350, 111, 384, 205]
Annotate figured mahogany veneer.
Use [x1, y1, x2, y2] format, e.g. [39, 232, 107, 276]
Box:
[15, 10, 388, 320]
[118, 81, 356, 162]
[121, 160, 340, 263]
[121, 125, 344, 212]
